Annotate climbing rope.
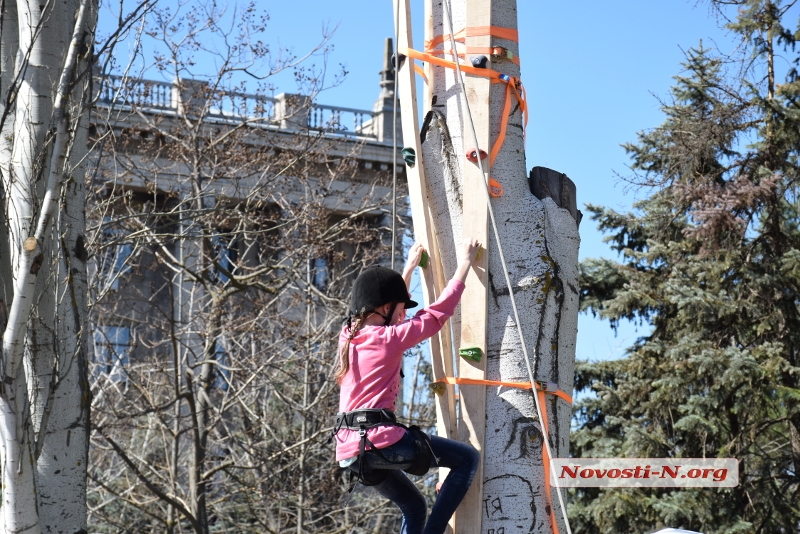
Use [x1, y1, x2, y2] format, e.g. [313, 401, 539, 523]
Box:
[438, 1, 574, 533]
[391, 0, 400, 270]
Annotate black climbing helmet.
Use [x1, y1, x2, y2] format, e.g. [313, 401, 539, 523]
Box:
[349, 265, 418, 317]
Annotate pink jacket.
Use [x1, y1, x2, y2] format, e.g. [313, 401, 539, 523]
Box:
[335, 279, 465, 460]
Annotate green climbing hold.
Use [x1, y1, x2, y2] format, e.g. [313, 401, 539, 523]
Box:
[402, 147, 416, 168]
[459, 347, 483, 362]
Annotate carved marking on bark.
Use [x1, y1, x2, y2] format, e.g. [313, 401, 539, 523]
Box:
[502, 416, 542, 459]
[482, 475, 536, 533]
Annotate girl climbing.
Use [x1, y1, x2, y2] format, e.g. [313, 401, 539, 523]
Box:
[333, 239, 482, 534]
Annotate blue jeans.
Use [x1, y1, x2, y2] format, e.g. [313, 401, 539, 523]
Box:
[349, 430, 480, 534]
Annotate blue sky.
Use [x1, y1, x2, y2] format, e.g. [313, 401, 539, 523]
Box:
[99, 0, 757, 362]
[252, 0, 739, 362]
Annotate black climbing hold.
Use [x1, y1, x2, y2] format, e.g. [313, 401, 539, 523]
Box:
[392, 53, 407, 69]
[471, 55, 488, 69]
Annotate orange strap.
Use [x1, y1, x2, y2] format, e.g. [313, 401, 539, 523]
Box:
[432, 376, 572, 404]
[413, 64, 428, 84]
[425, 25, 519, 50]
[425, 47, 521, 67]
[400, 47, 527, 169]
[490, 81, 513, 167]
[538, 390, 560, 534]
[403, 47, 504, 80]
[467, 25, 519, 42]
[425, 27, 466, 50]
[488, 177, 503, 197]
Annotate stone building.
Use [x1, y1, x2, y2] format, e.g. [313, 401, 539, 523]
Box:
[88, 38, 405, 384]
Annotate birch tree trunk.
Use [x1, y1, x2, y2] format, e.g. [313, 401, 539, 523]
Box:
[421, 0, 580, 532]
[0, 1, 96, 532]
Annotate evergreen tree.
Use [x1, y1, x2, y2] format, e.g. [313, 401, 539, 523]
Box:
[573, 2, 800, 532]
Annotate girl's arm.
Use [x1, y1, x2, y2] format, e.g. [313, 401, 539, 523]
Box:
[402, 242, 425, 289]
[453, 238, 481, 282]
[390, 238, 482, 351]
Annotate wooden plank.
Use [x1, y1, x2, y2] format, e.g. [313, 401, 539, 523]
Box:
[393, 0, 457, 442]
[454, 0, 492, 531]
[424, 0, 435, 112]
[427, 217, 458, 436]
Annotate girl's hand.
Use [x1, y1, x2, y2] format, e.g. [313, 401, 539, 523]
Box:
[406, 242, 426, 271]
[458, 238, 481, 266]
[453, 237, 482, 283]
[402, 242, 426, 288]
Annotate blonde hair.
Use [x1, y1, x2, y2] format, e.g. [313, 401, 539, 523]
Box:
[336, 314, 367, 383]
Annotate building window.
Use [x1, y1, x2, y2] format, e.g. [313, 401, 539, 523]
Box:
[309, 257, 328, 290]
[214, 340, 230, 390]
[93, 326, 131, 382]
[98, 217, 133, 291]
[212, 235, 238, 283]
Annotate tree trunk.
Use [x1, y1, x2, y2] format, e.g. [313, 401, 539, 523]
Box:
[176, 214, 210, 534]
[421, 0, 579, 532]
[0, 0, 94, 532]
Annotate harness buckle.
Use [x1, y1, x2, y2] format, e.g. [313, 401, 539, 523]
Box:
[359, 428, 367, 437]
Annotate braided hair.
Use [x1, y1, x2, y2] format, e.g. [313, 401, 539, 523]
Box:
[336, 302, 399, 383]
[335, 313, 367, 383]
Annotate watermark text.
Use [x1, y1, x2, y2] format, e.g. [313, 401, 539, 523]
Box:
[550, 458, 738, 488]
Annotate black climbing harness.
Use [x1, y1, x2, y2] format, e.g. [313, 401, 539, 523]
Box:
[330, 409, 437, 495]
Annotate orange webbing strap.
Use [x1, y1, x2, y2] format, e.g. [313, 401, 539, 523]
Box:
[490, 81, 513, 167]
[432, 376, 572, 404]
[467, 25, 519, 42]
[403, 47, 502, 80]
[538, 389, 560, 534]
[400, 47, 527, 169]
[425, 27, 466, 50]
[413, 64, 428, 84]
[425, 25, 519, 50]
[425, 47, 521, 67]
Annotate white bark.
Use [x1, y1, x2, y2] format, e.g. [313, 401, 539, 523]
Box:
[422, 1, 580, 532]
[35, 82, 92, 534]
[0, 0, 95, 532]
